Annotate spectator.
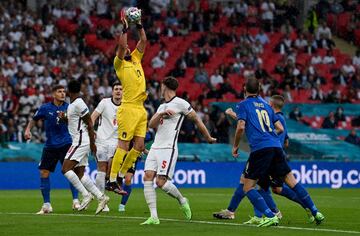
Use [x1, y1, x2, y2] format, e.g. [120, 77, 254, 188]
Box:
[185, 48, 198, 67]
[289, 106, 302, 121]
[194, 64, 209, 84]
[352, 49, 360, 69]
[341, 59, 356, 78]
[322, 112, 337, 129]
[294, 33, 308, 50]
[210, 69, 224, 88]
[310, 84, 325, 101]
[165, 11, 179, 26]
[255, 29, 270, 45]
[223, 2, 235, 18]
[215, 112, 231, 143]
[280, 19, 294, 35]
[311, 53, 322, 65]
[334, 106, 346, 122]
[283, 84, 293, 102]
[322, 50, 336, 64]
[261, 0, 275, 32]
[151, 54, 166, 69]
[345, 129, 360, 146]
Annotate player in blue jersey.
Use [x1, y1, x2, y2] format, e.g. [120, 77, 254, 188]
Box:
[214, 79, 324, 227]
[24, 85, 79, 214]
[248, 95, 314, 224]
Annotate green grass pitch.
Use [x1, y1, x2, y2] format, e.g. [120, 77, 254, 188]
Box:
[1, 188, 360, 235]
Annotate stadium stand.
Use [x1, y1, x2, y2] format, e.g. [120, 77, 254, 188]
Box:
[0, 0, 359, 150]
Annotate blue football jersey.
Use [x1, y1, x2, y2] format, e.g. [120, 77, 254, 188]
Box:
[275, 112, 289, 148]
[235, 96, 282, 152]
[33, 102, 72, 148]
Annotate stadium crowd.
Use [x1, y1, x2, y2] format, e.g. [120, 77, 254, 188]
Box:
[0, 0, 360, 146]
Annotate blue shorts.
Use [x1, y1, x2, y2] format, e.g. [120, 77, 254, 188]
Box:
[243, 147, 291, 181]
[38, 144, 72, 172]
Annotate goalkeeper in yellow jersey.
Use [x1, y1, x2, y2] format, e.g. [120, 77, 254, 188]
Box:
[106, 8, 147, 195]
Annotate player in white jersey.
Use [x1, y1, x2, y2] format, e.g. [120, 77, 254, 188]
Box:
[91, 82, 122, 212]
[141, 77, 216, 225]
[61, 80, 109, 215]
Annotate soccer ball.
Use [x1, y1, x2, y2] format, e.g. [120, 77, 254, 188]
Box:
[126, 7, 141, 23]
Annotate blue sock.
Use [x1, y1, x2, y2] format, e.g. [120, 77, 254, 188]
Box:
[254, 207, 263, 217]
[69, 183, 78, 200]
[280, 185, 307, 209]
[292, 183, 318, 216]
[227, 184, 245, 212]
[258, 189, 278, 213]
[246, 189, 275, 218]
[40, 177, 50, 203]
[121, 184, 132, 205]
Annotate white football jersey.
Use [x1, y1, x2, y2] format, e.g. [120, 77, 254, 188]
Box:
[95, 98, 119, 143]
[67, 98, 90, 145]
[151, 97, 193, 149]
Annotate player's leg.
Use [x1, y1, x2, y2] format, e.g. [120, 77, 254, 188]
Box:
[119, 136, 144, 176]
[213, 175, 245, 220]
[59, 144, 79, 210]
[243, 149, 279, 227]
[62, 159, 90, 199]
[119, 171, 134, 212]
[37, 148, 58, 214]
[109, 106, 132, 186]
[119, 109, 147, 176]
[284, 173, 324, 224]
[95, 143, 109, 196]
[141, 149, 160, 225]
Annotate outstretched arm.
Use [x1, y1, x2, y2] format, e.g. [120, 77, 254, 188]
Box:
[186, 110, 216, 143]
[24, 120, 35, 140]
[136, 17, 147, 53]
[82, 113, 96, 155]
[116, 9, 129, 59]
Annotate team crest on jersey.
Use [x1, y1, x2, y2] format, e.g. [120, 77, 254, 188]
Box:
[122, 132, 127, 138]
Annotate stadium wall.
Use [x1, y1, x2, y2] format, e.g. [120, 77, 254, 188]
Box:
[1, 161, 360, 190]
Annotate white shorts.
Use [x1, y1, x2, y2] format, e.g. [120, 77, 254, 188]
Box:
[144, 148, 178, 179]
[65, 143, 89, 167]
[96, 141, 117, 162]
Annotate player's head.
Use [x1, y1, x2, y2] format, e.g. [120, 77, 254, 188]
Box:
[244, 78, 260, 96]
[270, 95, 285, 111]
[161, 76, 179, 96]
[112, 81, 122, 100]
[67, 79, 81, 95]
[52, 84, 66, 102]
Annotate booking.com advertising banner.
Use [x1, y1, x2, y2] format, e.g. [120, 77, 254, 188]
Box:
[1, 161, 360, 190]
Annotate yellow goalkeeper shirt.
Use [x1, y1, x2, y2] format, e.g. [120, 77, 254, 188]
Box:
[113, 48, 147, 106]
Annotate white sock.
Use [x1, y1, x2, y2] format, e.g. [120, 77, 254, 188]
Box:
[81, 174, 103, 199]
[144, 181, 158, 219]
[95, 171, 106, 194]
[161, 181, 187, 205]
[64, 170, 89, 197]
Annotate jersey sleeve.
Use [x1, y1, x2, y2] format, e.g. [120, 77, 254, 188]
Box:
[95, 99, 105, 114]
[235, 103, 247, 121]
[180, 100, 193, 116]
[113, 56, 123, 71]
[272, 110, 280, 124]
[131, 48, 144, 62]
[77, 100, 89, 118]
[33, 105, 46, 121]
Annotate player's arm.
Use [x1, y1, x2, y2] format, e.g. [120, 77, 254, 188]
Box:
[232, 120, 245, 158]
[274, 120, 284, 134]
[135, 15, 147, 53]
[284, 138, 289, 149]
[24, 120, 35, 140]
[186, 110, 216, 143]
[82, 113, 97, 155]
[116, 9, 129, 59]
[90, 110, 101, 125]
[148, 109, 175, 129]
[225, 108, 237, 120]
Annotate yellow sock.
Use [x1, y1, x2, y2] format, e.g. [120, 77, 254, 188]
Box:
[110, 148, 127, 182]
[119, 148, 141, 176]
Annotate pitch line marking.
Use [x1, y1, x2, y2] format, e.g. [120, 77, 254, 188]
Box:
[1, 212, 360, 235]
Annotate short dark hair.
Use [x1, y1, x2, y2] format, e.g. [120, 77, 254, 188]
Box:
[162, 76, 179, 91]
[67, 79, 81, 93]
[52, 84, 64, 92]
[245, 78, 260, 94]
[112, 81, 122, 90]
[271, 95, 285, 109]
